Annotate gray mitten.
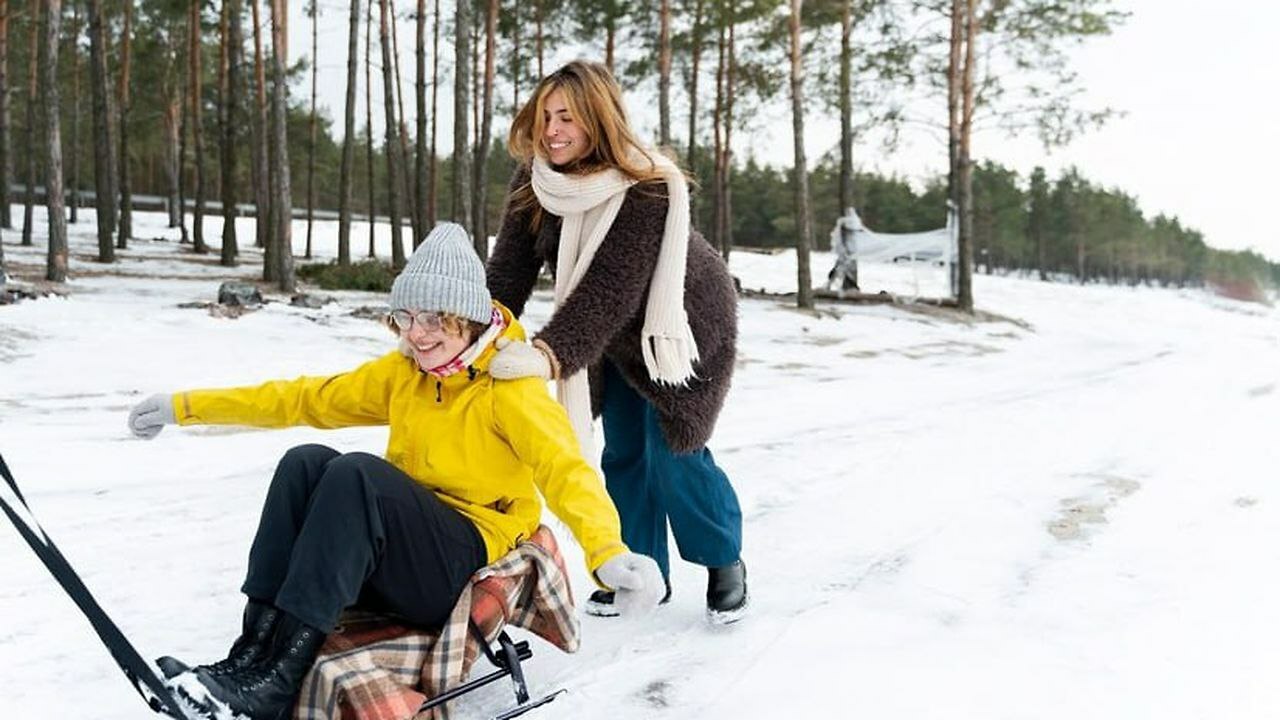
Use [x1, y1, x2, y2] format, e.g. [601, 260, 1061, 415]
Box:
[128, 393, 175, 439]
[595, 552, 665, 616]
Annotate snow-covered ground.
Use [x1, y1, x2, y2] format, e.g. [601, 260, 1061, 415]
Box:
[2, 208, 1278, 719]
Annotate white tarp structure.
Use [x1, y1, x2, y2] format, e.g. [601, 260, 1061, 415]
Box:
[827, 203, 959, 299]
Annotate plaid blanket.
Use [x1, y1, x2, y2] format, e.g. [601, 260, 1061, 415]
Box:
[293, 525, 579, 720]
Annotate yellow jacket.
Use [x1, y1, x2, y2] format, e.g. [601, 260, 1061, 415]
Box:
[171, 302, 626, 575]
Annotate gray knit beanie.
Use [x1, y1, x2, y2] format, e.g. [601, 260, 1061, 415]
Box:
[389, 223, 492, 323]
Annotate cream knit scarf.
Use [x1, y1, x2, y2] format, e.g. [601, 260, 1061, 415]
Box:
[531, 149, 700, 459]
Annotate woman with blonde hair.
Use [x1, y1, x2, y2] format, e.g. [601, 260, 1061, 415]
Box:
[486, 60, 748, 623]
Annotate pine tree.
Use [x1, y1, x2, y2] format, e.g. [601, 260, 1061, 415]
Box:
[116, 0, 133, 249]
[41, 0, 67, 281]
[337, 0, 360, 266]
[0, 0, 10, 230]
[452, 0, 472, 239]
[789, 0, 812, 309]
[218, 0, 242, 267]
[268, 0, 294, 290]
[377, 0, 405, 268]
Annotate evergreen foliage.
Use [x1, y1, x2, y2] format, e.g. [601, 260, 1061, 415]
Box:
[296, 257, 396, 291]
[2, 0, 1268, 301]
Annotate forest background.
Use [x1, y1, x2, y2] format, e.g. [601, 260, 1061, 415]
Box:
[0, 0, 1275, 310]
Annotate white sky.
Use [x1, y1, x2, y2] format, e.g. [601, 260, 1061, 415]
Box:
[290, 0, 1280, 261]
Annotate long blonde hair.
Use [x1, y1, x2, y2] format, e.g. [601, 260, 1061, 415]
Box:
[506, 61, 678, 226]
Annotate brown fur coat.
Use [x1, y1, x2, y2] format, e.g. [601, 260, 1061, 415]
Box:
[486, 166, 738, 454]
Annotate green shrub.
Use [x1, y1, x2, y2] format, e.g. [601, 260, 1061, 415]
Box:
[298, 260, 397, 292]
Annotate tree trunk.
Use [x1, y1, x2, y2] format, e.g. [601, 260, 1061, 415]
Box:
[162, 25, 180, 229]
[710, 11, 723, 252]
[162, 78, 180, 228]
[427, 0, 439, 228]
[1029, 167, 1047, 281]
[721, 0, 735, 262]
[471, 0, 495, 258]
[414, 0, 426, 248]
[510, 0, 518, 112]
[116, 0, 132, 249]
[789, 0, 812, 309]
[837, 0, 857, 289]
[686, 0, 703, 219]
[1075, 233, 1085, 282]
[533, 0, 542, 77]
[604, 22, 615, 74]
[469, 8, 478, 156]
[178, 58, 189, 244]
[300, 0, 316, 257]
[268, 0, 294, 291]
[41, 0, 66, 281]
[67, 0, 81, 224]
[378, 0, 405, 268]
[657, 0, 670, 147]
[0, 0, 9, 230]
[20, 4, 34, 247]
[87, 0, 116, 249]
[364, 0, 376, 256]
[305, 0, 317, 259]
[389, 0, 418, 247]
[946, 0, 962, 203]
[220, 0, 242, 266]
[189, 0, 207, 254]
[337, 0, 360, 266]
[451, 0, 471, 237]
[946, 0, 962, 301]
[956, 0, 976, 312]
[251, 0, 272, 266]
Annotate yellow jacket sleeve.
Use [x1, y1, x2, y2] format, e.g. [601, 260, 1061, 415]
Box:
[173, 352, 402, 429]
[491, 377, 627, 575]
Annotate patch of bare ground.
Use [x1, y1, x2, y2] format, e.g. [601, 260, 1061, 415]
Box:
[740, 287, 1032, 331]
[1048, 474, 1142, 542]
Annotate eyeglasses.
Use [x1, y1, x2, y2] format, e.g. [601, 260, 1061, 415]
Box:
[389, 309, 445, 332]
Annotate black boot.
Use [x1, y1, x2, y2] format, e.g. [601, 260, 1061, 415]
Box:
[157, 599, 281, 679]
[584, 578, 672, 618]
[706, 559, 748, 624]
[192, 612, 326, 720]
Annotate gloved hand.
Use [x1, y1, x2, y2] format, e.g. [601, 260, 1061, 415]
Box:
[489, 338, 554, 380]
[595, 552, 665, 616]
[128, 393, 176, 439]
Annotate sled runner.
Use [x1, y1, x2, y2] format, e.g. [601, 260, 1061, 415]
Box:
[295, 525, 577, 720]
[0, 453, 199, 720]
[413, 623, 565, 720]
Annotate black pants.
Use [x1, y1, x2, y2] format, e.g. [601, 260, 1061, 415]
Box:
[240, 444, 488, 634]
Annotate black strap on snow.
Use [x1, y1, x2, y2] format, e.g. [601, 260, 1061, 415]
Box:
[0, 453, 197, 720]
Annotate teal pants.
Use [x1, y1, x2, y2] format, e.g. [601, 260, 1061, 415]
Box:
[599, 362, 743, 580]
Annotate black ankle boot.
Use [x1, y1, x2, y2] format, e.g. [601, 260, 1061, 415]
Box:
[706, 559, 748, 623]
[157, 599, 281, 679]
[193, 612, 326, 720]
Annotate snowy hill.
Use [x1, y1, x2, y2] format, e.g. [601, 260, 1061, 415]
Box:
[1, 208, 1278, 719]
